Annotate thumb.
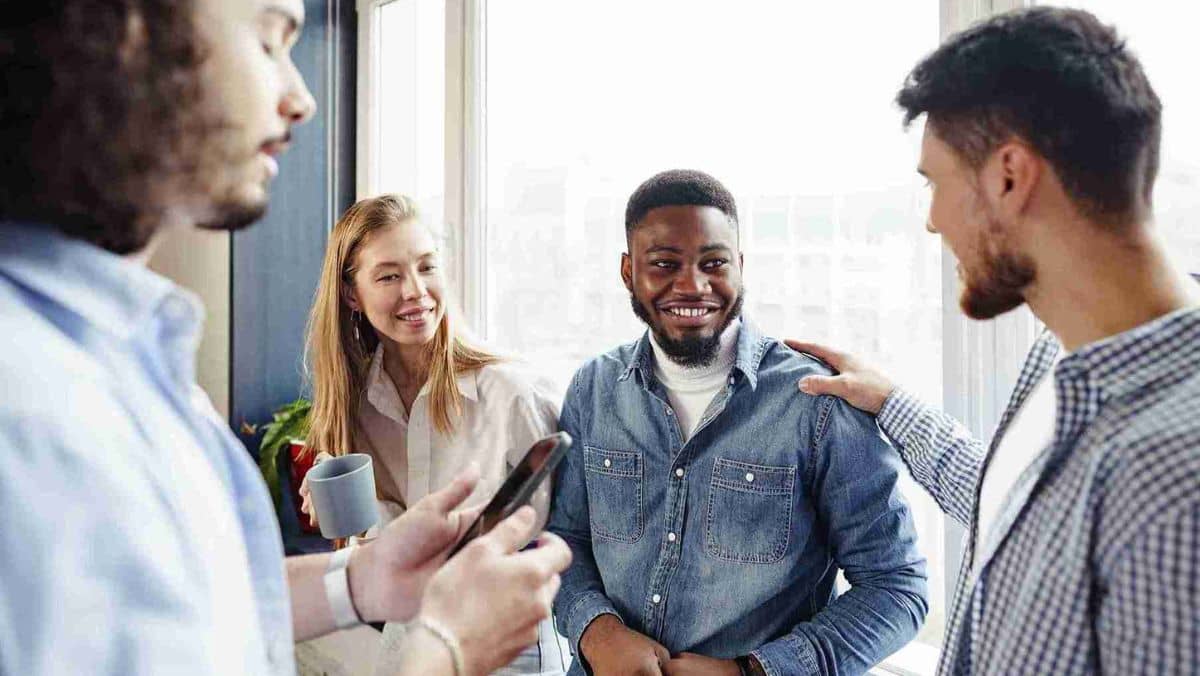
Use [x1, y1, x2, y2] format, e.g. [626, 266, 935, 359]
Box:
[798, 374, 847, 398]
[654, 642, 671, 670]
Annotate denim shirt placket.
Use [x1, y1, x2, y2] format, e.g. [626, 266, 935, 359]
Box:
[634, 357, 739, 640]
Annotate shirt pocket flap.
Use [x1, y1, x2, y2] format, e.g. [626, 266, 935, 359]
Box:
[711, 458, 795, 495]
[584, 447, 641, 478]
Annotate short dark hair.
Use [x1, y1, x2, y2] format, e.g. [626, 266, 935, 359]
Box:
[897, 7, 1161, 224]
[0, 1, 208, 254]
[624, 169, 738, 237]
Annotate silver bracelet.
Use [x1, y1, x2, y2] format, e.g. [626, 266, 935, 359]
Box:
[413, 616, 465, 676]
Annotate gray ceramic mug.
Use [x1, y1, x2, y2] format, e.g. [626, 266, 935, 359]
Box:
[307, 453, 379, 539]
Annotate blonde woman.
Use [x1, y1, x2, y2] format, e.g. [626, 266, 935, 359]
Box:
[300, 194, 569, 675]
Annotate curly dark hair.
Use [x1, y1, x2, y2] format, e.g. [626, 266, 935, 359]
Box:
[897, 7, 1161, 224]
[0, 1, 210, 254]
[624, 169, 739, 237]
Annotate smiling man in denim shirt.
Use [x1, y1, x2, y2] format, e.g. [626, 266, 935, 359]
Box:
[548, 170, 928, 676]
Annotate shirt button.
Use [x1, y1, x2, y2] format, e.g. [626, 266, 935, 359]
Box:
[729, 376, 735, 385]
[652, 594, 662, 604]
[667, 532, 677, 542]
[675, 468, 685, 478]
[745, 472, 755, 483]
[604, 459, 612, 468]
[665, 407, 673, 415]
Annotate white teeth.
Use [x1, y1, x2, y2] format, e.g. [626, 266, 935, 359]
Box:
[398, 309, 430, 321]
[668, 307, 711, 318]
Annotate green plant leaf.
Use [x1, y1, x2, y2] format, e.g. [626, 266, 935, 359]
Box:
[256, 398, 312, 511]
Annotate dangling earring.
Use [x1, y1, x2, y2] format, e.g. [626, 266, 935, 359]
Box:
[352, 310, 362, 344]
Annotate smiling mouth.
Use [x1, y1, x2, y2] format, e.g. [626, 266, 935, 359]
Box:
[397, 308, 434, 322]
[663, 307, 717, 318]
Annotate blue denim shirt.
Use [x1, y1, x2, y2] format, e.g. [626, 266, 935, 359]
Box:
[548, 321, 927, 675]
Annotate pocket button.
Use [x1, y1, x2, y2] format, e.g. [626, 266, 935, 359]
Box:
[745, 472, 755, 483]
[604, 459, 612, 468]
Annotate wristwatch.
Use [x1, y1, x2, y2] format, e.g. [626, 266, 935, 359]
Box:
[323, 543, 364, 629]
[735, 654, 768, 676]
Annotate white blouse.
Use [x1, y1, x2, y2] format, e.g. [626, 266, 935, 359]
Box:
[359, 346, 572, 675]
[354, 345, 561, 531]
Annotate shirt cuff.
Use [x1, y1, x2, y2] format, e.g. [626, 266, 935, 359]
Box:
[751, 632, 819, 676]
[562, 592, 621, 659]
[876, 387, 929, 449]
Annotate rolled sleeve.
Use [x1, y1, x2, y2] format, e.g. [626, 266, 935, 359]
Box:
[752, 633, 820, 676]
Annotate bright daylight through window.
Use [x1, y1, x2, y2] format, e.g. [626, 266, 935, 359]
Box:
[483, 0, 946, 648]
[368, 0, 1200, 661]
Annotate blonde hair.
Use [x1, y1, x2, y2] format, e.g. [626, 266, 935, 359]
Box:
[304, 194, 501, 457]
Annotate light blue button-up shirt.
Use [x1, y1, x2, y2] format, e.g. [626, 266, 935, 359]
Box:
[0, 223, 293, 675]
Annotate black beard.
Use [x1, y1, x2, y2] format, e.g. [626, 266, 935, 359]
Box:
[197, 196, 268, 232]
[631, 291, 744, 367]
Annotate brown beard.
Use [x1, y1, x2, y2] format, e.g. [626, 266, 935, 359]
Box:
[960, 213, 1036, 320]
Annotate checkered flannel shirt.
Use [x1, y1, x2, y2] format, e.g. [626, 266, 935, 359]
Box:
[878, 307, 1200, 675]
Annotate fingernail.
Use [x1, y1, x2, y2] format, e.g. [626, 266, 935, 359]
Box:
[798, 379, 810, 393]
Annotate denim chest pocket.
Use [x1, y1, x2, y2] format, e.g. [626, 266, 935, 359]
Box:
[705, 458, 796, 564]
[584, 447, 644, 543]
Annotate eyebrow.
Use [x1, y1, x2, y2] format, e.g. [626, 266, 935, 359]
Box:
[262, 4, 303, 39]
[368, 252, 437, 272]
[643, 244, 733, 255]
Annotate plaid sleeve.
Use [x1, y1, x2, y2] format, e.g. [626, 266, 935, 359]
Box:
[877, 388, 986, 527]
[1098, 499, 1200, 675]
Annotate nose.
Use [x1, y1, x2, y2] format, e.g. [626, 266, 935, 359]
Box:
[673, 267, 709, 295]
[280, 59, 317, 126]
[400, 272, 427, 301]
[925, 216, 938, 234]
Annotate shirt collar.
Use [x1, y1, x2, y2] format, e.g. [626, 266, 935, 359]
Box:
[0, 222, 198, 342]
[1057, 305, 1200, 402]
[365, 344, 480, 421]
[622, 316, 769, 390]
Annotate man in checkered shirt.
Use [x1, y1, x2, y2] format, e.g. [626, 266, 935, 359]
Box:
[792, 7, 1200, 675]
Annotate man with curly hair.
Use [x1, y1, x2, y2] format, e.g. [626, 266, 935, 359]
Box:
[0, 2, 570, 674]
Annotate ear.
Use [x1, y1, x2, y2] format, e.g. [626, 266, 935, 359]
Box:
[738, 251, 745, 270]
[986, 141, 1041, 219]
[341, 283, 362, 312]
[620, 253, 634, 293]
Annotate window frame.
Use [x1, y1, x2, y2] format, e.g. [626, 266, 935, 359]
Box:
[355, 0, 1038, 670]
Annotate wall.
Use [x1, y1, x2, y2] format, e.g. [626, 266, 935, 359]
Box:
[230, 0, 356, 468]
[150, 229, 231, 417]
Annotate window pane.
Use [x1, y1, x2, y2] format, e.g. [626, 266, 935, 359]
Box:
[377, 0, 446, 231]
[486, 1, 946, 647]
[1039, 1, 1200, 271]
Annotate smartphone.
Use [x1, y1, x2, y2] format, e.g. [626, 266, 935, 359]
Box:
[448, 431, 572, 557]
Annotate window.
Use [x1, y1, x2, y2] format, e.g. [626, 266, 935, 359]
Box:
[484, 0, 947, 648]
[1038, 0, 1200, 272]
[360, 0, 447, 250]
[359, 0, 1046, 667]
